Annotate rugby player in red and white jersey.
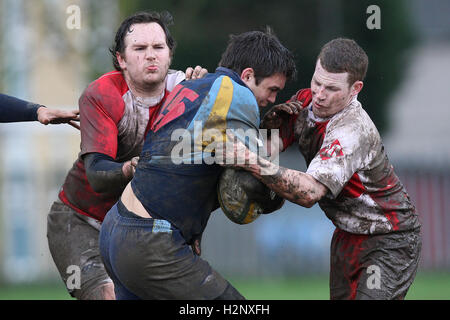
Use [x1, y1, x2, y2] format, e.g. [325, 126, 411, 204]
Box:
[219, 38, 422, 300]
[47, 11, 207, 300]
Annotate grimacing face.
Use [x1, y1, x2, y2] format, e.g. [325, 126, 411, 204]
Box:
[117, 22, 171, 96]
[310, 60, 363, 118]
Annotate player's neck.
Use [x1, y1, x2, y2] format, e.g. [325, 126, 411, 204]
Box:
[126, 79, 166, 100]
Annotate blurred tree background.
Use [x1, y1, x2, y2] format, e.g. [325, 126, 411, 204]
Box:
[103, 0, 416, 134]
[0, 0, 416, 134]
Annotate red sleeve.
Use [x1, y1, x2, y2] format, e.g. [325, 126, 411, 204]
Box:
[79, 76, 126, 159]
[280, 88, 313, 151]
[279, 114, 297, 151]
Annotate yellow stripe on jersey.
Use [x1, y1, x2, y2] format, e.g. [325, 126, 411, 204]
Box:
[199, 76, 234, 151]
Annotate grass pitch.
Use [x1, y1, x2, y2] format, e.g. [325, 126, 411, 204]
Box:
[232, 271, 450, 300]
[0, 271, 448, 300]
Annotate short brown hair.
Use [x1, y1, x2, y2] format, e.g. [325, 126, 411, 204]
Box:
[317, 38, 368, 86]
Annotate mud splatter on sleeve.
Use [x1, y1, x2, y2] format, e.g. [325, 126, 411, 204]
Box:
[307, 103, 377, 198]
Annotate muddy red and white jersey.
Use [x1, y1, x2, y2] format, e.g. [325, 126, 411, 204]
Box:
[281, 89, 420, 235]
[59, 69, 185, 221]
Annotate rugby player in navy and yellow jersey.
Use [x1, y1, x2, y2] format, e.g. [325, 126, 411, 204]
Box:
[99, 28, 297, 300]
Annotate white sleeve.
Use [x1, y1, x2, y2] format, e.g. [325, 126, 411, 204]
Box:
[306, 117, 372, 198]
[165, 69, 186, 91]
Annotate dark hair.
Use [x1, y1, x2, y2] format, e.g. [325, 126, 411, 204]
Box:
[317, 38, 368, 86]
[110, 11, 176, 71]
[219, 27, 297, 84]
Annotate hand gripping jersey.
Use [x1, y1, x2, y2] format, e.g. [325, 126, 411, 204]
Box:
[131, 67, 262, 244]
[282, 89, 420, 235]
[59, 70, 185, 221]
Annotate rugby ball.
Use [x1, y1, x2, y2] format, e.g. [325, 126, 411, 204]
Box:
[217, 168, 283, 224]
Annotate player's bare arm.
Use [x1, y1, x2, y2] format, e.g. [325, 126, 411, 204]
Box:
[253, 162, 327, 208]
[216, 136, 328, 208]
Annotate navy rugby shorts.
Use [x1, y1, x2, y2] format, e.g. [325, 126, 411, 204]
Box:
[99, 200, 244, 300]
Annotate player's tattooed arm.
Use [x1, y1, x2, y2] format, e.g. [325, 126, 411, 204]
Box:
[216, 136, 328, 208]
[246, 158, 328, 208]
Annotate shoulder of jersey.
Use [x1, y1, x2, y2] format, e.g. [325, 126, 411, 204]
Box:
[87, 71, 129, 96]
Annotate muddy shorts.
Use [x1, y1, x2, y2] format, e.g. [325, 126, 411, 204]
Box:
[330, 227, 422, 300]
[99, 200, 244, 300]
[47, 200, 112, 299]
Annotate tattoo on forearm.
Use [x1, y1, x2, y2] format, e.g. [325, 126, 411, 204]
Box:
[260, 167, 317, 205]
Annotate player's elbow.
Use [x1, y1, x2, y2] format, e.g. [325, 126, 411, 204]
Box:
[83, 153, 128, 194]
[85, 167, 124, 194]
[292, 185, 327, 208]
[86, 172, 109, 193]
[298, 195, 318, 208]
[294, 176, 328, 208]
[289, 191, 316, 208]
[90, 181, 106, 194]
[302, 200, 316, 208]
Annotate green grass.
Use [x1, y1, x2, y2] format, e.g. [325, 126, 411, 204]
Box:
[405, 271, 450, 300]
[0, 271, 449, 300]
[232, 271, 450, 300]
[231, 275, 330, 300]
[0, 281, 73, 300]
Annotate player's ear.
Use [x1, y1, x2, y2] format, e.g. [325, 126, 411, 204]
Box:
[240, 68, 255, 84]
[117, 52, 127, 70]
[351, 81, 364, 96]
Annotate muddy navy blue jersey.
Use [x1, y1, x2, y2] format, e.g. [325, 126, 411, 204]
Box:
[0, 93, 40, 122]
[131, 67, 262, 243]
